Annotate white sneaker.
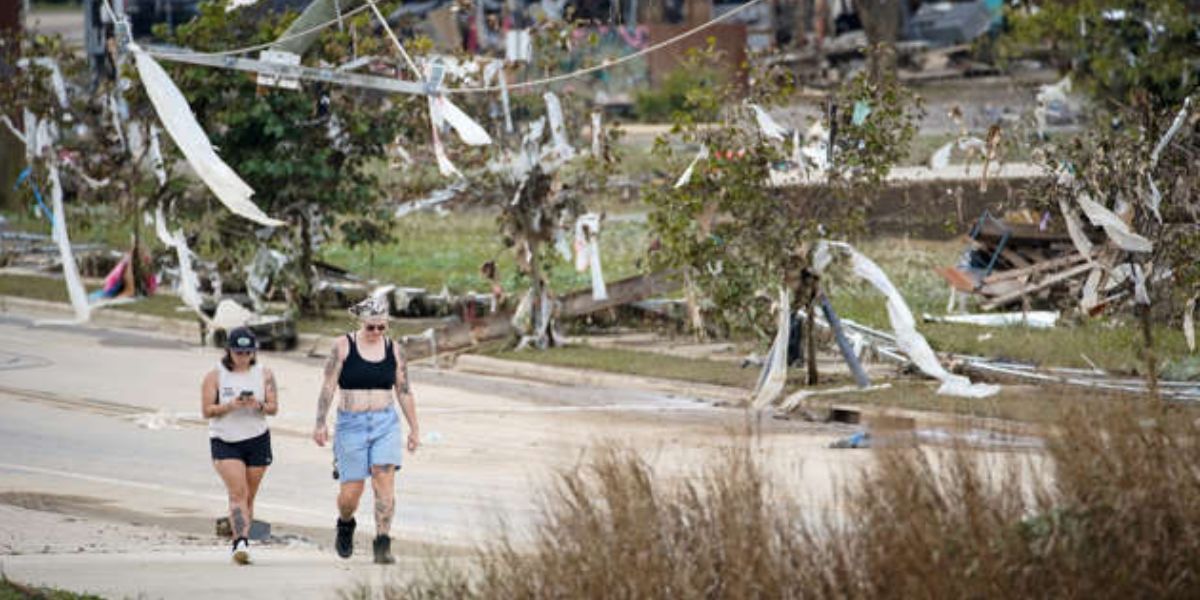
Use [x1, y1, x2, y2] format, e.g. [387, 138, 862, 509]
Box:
[232, 538, 251, 565]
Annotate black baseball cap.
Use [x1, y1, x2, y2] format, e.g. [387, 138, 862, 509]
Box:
[227, 327, 258, 351]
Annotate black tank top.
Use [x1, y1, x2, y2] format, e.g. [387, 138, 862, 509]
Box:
[337, 334, 396, 390]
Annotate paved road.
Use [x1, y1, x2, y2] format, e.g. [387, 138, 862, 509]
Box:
[0, 311, 862, 597]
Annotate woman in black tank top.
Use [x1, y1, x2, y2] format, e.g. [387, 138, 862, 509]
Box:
[312, 297, 421, 565]
[338, 335, 397, 390]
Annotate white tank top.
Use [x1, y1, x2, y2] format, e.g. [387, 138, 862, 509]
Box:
[209, 363, 268, 442]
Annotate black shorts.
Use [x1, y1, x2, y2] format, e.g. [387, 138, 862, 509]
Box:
[210, 431, 273, 467]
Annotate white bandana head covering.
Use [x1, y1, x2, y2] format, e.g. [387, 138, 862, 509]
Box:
[349, 296, 389, 320]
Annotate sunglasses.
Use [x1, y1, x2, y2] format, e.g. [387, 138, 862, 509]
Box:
[231, 349, 255, 356]
[364, 324, 388, 332]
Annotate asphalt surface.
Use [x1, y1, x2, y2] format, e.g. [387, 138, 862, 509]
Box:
[0, 311, 861, 598]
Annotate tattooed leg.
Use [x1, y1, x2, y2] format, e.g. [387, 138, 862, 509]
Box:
[214, 459, 251, 538]
[371, 465, 396, 535]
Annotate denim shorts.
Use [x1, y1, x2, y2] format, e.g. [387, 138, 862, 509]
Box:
[334, 407, 403, 482]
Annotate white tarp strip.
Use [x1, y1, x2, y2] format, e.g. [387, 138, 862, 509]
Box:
[1058, 197, 1094, 259]
[1145, 174, 1162, 223]
[482, 60, 514, 134]
[428, 96, 464, 178]
[574, 213, 607, 301]
[543, 92, 574, 161]
[436, 96, 492, 146]
[923, 311, 1059, 329]
[674, 145, 709, 188]
[750, 104, 788, 141]
[591, 110, 602, 157]
[130, 43, 284, 227]
[1132, 263, 1150, 305]
[171, 229, 209, 322]
[17, 57, 68, 109]
[126, 120, 146, 160]
[828, 241, 1000, 398]
[1185, 295, 1197, 353]
[47, 163, 91, 324]
[154, 204, 174, 246]
[929, 141, 953, 170]
[752, 287, 790, 408]
[148, 125, 167, 186]
[226, 0, 261, 11]
[1080, 267, 1103, 312]
[1, 115, 24, 143]
[1076, 192, 1153, 253]
[107, 93, 127, 152]
[1150, 97, 1191, 168]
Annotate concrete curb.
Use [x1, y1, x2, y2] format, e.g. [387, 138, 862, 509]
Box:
[0, 294, 203, 341]
[453, 354, 750, 405]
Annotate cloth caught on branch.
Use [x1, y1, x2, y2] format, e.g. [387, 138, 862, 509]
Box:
[1185, 295, 1197, 353]
[543, 92, 574, 162]
[47, 164, 92, 324]
[674, 145, 709, 188]
[821, 241, 999, 398]
[1076, 192, 1152, 253]
[751, 287, 790, 408]
[130, 43, 284, 227]
[17, 58, 68, 109]
[750, 104, 788, 141]
[573, 213, 607, 301]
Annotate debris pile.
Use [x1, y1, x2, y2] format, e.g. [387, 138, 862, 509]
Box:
[936, 210, 1102, 311]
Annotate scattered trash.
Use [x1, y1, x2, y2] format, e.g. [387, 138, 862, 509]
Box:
[821, 241, 999, 398]
[751, 287, 790, 408]
[922, 311, 1059, 329]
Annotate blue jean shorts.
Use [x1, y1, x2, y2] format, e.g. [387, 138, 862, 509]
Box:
[334, 407, 403, 482]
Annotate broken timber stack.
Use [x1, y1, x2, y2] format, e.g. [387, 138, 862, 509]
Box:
[398, 270, 678, 361]
[935, 213, 1102, 311]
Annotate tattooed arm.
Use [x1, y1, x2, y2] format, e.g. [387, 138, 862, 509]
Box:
[313, 338, 346, 446]
[260, 367, 279, 416]
[393, 343, 420, 453]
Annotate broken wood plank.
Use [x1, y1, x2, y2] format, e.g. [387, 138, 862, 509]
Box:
[982, 251, 1089, 284]
[981, 262, 1093, 310]
[398, 271, 678, 360]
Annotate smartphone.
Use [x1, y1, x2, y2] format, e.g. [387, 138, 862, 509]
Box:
[239, 390, 253, 400]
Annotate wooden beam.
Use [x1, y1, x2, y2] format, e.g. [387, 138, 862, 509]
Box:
[980, 262, 1092, 310]
[398, 271, 679, 360]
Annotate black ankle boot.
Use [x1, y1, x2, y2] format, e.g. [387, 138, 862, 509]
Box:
[335, 517, 356, 559]
[373, 534, 395, 564]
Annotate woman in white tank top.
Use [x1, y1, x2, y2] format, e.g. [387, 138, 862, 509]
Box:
[201, 327, 278, 565]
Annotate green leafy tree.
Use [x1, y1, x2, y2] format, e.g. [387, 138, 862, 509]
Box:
[161, 1, 418, 313]
[1001, 1, 1200, 396]
[645, 45, 922, 343]
[1001, 0, 1199, 110]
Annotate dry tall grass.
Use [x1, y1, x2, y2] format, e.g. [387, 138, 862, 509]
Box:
[385, 402, 1200, 599]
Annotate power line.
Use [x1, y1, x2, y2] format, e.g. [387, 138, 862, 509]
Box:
[140, 0, 768, 96]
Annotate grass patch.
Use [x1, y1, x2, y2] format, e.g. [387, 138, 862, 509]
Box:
[0, 576, 103, 600]
[487, 343, 822, 391]
[0, 273, 191, 320]
[801, 381, 1161, 424]
[318, 209, 649, 295]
